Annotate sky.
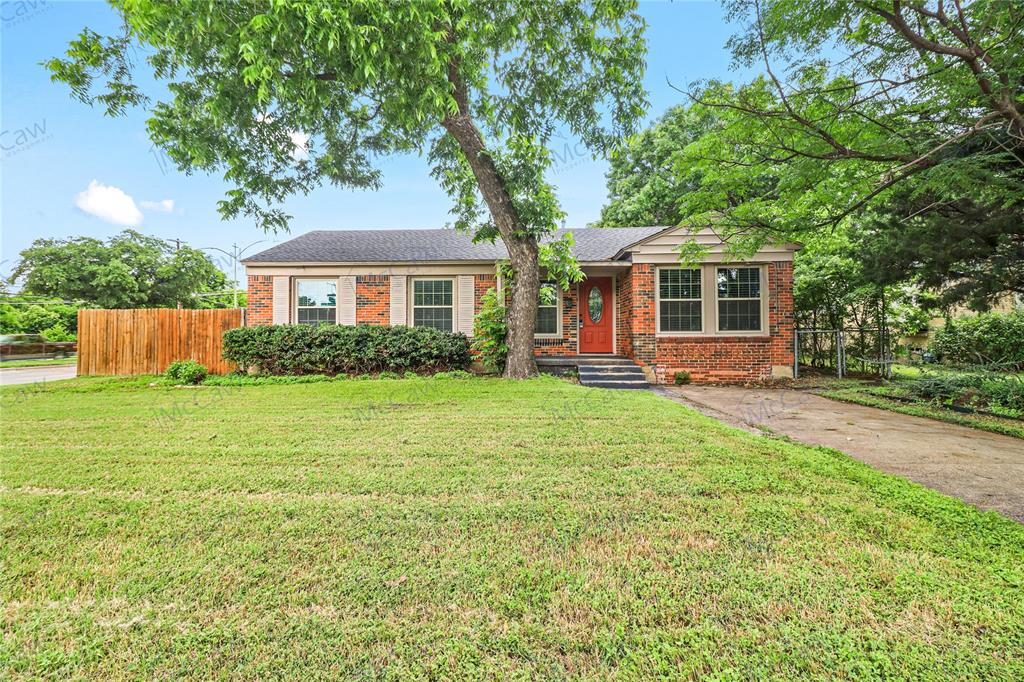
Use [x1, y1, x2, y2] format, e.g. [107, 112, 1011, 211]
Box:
[1, 0, 755, 285]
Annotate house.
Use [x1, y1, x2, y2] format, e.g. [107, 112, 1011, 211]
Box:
[242, 226, 799, 383]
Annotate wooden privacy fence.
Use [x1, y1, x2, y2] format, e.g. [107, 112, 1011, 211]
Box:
[77, 308, 244, 376]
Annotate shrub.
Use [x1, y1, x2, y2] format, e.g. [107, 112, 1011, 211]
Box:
[673, 371, 691, 385]
[472, 287, 508, 374]
[930, 312, 1024, 369]
[164, 360, 208, 385]
[901, 371, 1024, 415]
[40, 323, 76, 342]
[222, 324, 471, 376]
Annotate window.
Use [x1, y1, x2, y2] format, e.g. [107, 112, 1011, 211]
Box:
[658, 268, 702, 333]
[295, 279, 336, 326]
[536, 282, 559, 336]
[717, 267, 762, 332]
[412, 279, 453, 331]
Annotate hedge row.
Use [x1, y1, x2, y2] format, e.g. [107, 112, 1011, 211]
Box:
[930, 311, 1024, 369]
[222, 324, 471, 375]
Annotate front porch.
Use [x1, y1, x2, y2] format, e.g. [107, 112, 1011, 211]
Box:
[536, 354, 649, 389]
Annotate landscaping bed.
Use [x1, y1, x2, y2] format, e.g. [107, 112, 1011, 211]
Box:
[813, 365, 1024, 440]
[2, 376, 1023, 678]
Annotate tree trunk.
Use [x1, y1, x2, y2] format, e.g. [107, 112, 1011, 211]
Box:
[441, 60, 539, 378]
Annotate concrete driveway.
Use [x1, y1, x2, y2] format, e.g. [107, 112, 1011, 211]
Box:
[657, 385, 1024, 522]
[0, 363, 77, 386]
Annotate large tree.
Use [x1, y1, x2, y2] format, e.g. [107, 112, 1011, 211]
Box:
[9, 230, 227, 309]
[48, 1, 647, 378]
[597, 104, 716, 227]
[853, 190, 1024, 311]
[673, 0, 1024, 252]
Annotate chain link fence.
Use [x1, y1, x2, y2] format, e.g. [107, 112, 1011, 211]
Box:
[794, 327, 896, 379]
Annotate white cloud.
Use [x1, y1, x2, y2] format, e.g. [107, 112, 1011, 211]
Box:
[74, 180, 143, 226]
[140, 199, 175, 213]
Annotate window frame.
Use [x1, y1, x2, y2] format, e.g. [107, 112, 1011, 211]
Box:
[535, 281, 562, 339]
[713, 265, 767, 335]
[655, 267, 704, 336]
[293, 278, 338, 326]
[409, 276, 456, 333]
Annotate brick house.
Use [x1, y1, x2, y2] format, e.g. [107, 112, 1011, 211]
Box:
[242, 227, 799, 383]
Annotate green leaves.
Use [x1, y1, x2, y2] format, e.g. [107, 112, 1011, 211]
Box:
[655, 0, 1024, 257]
[9, 230, 228, 309]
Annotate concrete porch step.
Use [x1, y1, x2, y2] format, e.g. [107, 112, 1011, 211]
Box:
[577, 361, 650, 390]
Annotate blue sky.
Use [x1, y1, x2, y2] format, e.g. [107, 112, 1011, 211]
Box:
[1, 1, 753, 284]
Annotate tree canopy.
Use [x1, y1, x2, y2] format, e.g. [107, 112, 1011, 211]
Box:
[9, 230, 228, 309]
[674, 0, 1023, 251]
[47, 0, 648, 377]
[597, 105, 716, 227]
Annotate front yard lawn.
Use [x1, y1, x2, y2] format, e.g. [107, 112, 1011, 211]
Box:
[3, 376, 1023, 679]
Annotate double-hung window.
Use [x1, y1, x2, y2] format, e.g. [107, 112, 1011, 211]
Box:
[658, 268, 702, 333]
[295, 279, 336, 326]
[412, 279, 454, 332]
[536, 281, 559, 336]
[716, 267, 762, 332]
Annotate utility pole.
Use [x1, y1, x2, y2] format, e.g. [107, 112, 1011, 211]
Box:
[202, 240, 268, 308]
[170, 237, 183, 309]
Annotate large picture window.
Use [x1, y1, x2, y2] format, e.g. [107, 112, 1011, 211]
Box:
[412, 279, 454, 332]
[658, 268, 702, 333]
[717, 267, 762, 332]
[295, 279, 336, 326]
[536, 282, 559, 336]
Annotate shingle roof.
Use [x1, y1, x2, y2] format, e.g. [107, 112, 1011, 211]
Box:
[242, 226, 669, 264]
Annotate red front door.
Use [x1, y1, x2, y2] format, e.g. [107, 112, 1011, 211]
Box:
[579, 277, 613, 353]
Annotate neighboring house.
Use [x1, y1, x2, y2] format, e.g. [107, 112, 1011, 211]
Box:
[242, 227, 799, 383]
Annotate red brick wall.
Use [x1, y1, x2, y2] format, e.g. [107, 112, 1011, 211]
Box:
[247, 275, 274, 326]
[474, 274, 497, 316]
[629, 264, 657, 365]
[355, 275, 389, 325]
[616, 270, 633, 358]
[534, 284, 578, 356]
[628, 261, 794, 383]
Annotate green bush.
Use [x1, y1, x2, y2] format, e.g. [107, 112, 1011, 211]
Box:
[930, 312, 1024, 369]
[222, 324, 471, 376]
[164, 360, 208, 385]
[901, 371, 1023, 415]
[673, 371, 691, 385]
[472, 287, 508, 374]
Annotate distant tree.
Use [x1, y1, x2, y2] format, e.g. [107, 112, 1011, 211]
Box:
[598, 105, 716, 227]
[47, 1, 648, 378]
[9, 230, 227, 309]
[853, 191, 1024, 311]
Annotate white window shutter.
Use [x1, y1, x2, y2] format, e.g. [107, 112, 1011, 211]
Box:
[457, 275, 474, 336]
[337, 276, 356, 325]
[272, 276, 290, 324]
[389, 275, 407, 325]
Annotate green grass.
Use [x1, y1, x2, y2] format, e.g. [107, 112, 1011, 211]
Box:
[0, 357, 76, 369]
[3, 376, 1023, 679]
